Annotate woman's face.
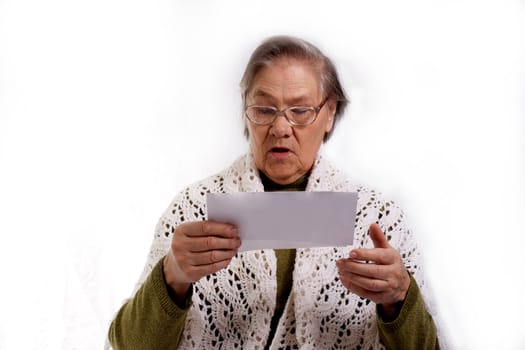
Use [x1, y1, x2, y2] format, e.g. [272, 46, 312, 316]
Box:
[246, 58, 336, 185]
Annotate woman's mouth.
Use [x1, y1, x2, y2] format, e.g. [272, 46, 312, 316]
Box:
[270, 147, 291, 159]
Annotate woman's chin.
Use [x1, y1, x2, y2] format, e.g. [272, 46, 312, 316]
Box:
[265, 168, 302, 185]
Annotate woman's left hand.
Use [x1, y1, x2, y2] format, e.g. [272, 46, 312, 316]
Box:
[336, 223, 411, 314]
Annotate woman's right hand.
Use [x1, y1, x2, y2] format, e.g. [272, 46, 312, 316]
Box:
[163, 220, 241, 301]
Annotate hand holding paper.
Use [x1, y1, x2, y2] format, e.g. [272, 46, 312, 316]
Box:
[163, 220, 241, 302]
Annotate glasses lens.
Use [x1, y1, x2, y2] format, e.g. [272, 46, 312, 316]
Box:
[246, 105, 318, 125]
[287, 107, 316, 125]
[247, 106, 276, 124]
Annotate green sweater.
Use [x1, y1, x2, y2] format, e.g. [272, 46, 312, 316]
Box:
[109, 173, 439, 349]
[109, 256, 438, 349]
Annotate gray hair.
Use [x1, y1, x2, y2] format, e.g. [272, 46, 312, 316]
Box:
[240, 35, 349, 141]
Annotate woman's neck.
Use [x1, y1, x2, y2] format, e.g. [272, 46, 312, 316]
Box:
[259, 170, 310, 192]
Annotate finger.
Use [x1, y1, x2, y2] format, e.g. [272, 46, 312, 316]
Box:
[337, 258, 391, 280]
[184, 258, 233, 282]
[369, 223, 389, 249]
[339, 273, 386, 304]
[188, 249, 239, 266]
[180, 220, 238, 238]
[338, 269, 389, 292]
[348, 247, 395, 265]
[187, 235, 241, 253]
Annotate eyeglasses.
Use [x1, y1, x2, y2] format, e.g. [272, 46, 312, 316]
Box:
[245, 98, 328, 126]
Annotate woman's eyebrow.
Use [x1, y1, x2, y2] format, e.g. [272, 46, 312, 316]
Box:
[286, 96, 313, 105]
[252, 89, 313, 105]
[251, 89, 274, 99]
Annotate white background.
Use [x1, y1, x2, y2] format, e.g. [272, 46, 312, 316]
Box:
[0, 0, 524, 349]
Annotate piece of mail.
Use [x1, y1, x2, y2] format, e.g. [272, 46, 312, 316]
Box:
[207, 191, 357, 252]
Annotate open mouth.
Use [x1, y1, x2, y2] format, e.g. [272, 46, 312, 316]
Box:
[270, 147, 291, 159]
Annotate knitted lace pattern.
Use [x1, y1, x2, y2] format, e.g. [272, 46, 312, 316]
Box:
[135, 153, 423, 350]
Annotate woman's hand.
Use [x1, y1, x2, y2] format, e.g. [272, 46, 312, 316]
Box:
[336, 223, 410, 318]
[163, 220, 241, 301]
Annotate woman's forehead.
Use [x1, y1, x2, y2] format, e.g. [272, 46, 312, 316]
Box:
[250, 88, 315, 105]
[249, 60, 321, 103]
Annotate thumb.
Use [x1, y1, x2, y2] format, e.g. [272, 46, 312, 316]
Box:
[369, 223, 389, 249]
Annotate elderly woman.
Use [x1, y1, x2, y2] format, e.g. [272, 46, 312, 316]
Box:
[108, 36, 440, 349]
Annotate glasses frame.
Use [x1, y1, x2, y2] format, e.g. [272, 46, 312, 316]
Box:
[245, 98, 329, 126]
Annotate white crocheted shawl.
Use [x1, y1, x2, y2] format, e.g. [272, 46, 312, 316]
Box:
[136, 153, 426, 349]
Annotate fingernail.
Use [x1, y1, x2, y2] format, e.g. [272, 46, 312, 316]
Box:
[350, 251, 357, 259]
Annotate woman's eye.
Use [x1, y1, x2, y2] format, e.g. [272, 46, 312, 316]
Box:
[256, 107, 275, 116]
[290, 107, 311, 116]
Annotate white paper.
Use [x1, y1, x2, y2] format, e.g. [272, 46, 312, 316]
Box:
[207, 191, 357, 251]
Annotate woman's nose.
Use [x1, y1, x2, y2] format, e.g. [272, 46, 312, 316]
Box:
[269, 114, 293, 138]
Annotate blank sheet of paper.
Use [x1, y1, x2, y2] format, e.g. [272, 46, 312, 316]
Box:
[207, 191, 357, 251]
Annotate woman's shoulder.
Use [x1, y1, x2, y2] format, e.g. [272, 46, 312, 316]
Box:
[160, 154, 259, 221]
[314, 154, 390, 196]
[317, 155, 406, 225]
[180, 153, 261, 194]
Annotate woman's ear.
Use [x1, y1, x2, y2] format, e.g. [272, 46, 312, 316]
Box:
[327, 99, 338, 116]
[325, 99, 337, 132]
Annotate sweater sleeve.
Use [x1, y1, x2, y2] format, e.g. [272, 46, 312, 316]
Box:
[377, 274, 439, 350]
[108, 258, 191, 350]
